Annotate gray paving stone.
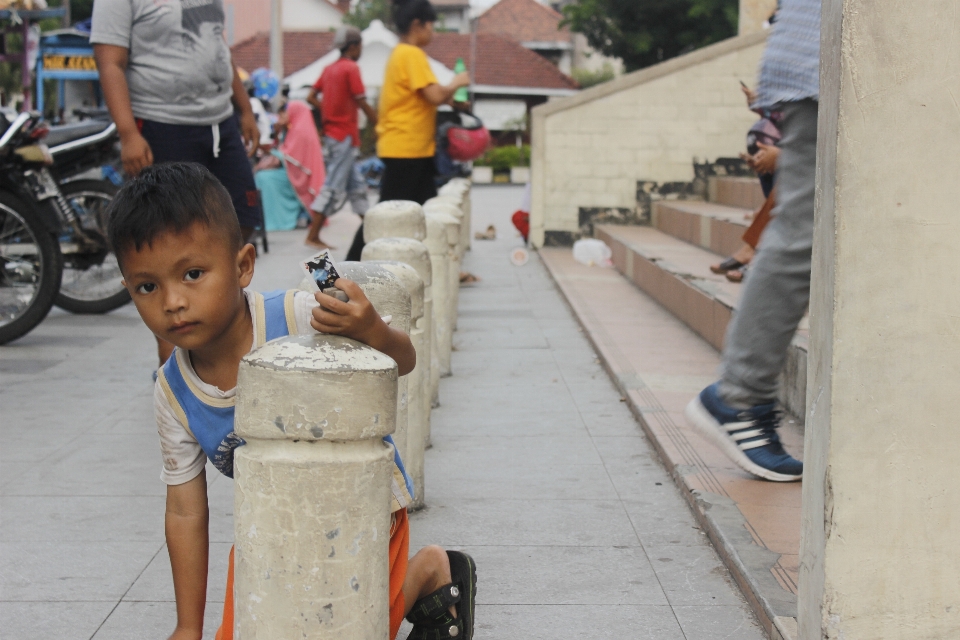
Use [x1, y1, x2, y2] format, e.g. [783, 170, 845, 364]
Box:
[464, 545, 669, 606]
[672, 604, 767, 639]
[471, 603, 686, 638]
[0, 496, 165, 543]
[1, 540, 163, 601]
[0, 601, 117, 640]
[91, 600, 225, 639]
[643, 544, 746, 607]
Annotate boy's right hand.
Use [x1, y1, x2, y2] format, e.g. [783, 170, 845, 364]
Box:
[311, 279, 383, 346]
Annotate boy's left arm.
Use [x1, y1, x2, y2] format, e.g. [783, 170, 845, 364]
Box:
[310, 279, 416, 376]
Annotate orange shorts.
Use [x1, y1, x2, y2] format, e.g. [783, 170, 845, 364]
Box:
[215, 508, 410, 640]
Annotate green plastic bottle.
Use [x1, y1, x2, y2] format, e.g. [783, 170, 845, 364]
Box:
[453, 58, 469, 103]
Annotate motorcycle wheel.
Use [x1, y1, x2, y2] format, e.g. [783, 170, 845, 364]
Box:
[54, 179, 131, 314]
[0, 191, 63, 345]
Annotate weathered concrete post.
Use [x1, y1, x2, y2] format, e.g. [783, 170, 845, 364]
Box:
[424, 212, 460, 378]
[799, 2, 960, 638]
[439, 178, 472, 251]
[359, 238, 434, 450]
[362, 257, 427, 509]
[423, 199, 465, 332]
[233, 334, 397, 638]
[361, 202, 437, 418]
[425, 196, 466, 259]
[364, 200, 427, 245]
[338, 263, 412, 461]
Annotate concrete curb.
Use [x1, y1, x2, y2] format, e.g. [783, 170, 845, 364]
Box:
[540, 250, 798, 640]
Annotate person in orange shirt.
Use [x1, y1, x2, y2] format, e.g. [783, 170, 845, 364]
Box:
[345, 0, 469, 260]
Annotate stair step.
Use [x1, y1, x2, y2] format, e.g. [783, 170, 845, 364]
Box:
[709, 175, 766, 210]
[540, 246, 804, 640]
[596, 223, 807, 420]
[652, 200, 751, 258]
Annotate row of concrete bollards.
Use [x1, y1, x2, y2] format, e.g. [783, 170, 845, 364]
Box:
[233, 178, 472, 638]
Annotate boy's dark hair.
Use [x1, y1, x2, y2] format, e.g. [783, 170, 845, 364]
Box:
[391, 0, 436, 35]
[108, 162, 242, 270]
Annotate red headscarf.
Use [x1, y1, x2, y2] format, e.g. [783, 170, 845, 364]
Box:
[280, 101, 326, 210]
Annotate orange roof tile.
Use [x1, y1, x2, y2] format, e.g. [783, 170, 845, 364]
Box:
[231, 31, 337, 78]
[476, 0, 571, 45]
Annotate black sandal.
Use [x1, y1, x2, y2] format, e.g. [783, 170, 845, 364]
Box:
[709, 256, 745, 274]
[405, 551, 477, 640]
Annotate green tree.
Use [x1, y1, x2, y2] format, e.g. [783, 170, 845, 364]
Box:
[561, 0, 739, 72]
[343, 0, 392, 31]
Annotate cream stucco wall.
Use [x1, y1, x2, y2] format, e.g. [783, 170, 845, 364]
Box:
[800, 0, 960, 637]
[529, 31, 767, 247]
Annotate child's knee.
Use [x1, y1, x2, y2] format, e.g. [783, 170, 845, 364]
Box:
[418, 545, 450, 582]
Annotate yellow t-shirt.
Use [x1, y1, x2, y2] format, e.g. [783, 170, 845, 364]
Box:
[376, 43, 439, 158]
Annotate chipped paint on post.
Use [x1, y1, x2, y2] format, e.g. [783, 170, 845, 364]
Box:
[234, 334, 397, 638]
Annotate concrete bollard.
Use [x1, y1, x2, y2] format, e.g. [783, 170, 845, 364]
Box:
[363, 258, 427, 510]
[338, 262, 412, 463]
[440, 178, 472, 251]
[359, 239, 433, 449]
[234, 334, 397, 638]
[363, 200, 426, 244]
[424, 200, 464, 332]
[424, 211, 460, 379]
[424, 197, 466, 260]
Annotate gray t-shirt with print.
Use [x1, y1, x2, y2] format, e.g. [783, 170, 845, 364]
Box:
[91, 0, 234, 125]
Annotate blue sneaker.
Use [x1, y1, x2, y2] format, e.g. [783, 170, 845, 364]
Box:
[685, 383, 802, 482]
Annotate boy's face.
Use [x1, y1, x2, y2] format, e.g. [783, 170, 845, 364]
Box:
[120, 222, 255, 352]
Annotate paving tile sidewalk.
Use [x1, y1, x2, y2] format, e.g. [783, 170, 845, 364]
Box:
[0, 186, 764, 639]
[539, 245, 803, 640]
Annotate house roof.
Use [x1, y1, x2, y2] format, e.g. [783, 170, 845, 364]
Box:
[231, 31, 337, 78]
[476, 0, 571, 45]
[424, 32, 578, 91]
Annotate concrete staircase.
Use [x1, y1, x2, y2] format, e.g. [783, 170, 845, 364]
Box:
[595, 177, 808, 421]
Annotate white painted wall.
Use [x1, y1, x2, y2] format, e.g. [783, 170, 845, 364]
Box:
[281, 0, 343, 31]
[529, 31, 766, 247]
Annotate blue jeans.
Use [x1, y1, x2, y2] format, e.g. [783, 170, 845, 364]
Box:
[310, 135, 368, 216]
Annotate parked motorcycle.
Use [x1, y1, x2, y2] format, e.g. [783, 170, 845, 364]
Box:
[0, 110, 126, 344]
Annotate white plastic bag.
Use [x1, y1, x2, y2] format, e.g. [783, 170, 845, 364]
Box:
[572, 238, 613, 267]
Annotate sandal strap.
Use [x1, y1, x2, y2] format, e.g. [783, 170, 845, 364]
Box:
[405, 617, 464, 640]
[405, 583, 461, 626]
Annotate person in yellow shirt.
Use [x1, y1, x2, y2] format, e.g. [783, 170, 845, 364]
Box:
[345, 0, 469, 260]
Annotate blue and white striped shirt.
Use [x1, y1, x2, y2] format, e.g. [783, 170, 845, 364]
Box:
[754, 0, 821, 110]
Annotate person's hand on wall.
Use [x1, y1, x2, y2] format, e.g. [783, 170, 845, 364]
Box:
[741, 83, 758, 107]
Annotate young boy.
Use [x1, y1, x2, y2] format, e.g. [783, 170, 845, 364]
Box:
[109, 162, 476, 640]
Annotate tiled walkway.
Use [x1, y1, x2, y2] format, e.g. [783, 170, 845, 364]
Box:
[540, 245, 803, 640]
[0, 186, 764, 639]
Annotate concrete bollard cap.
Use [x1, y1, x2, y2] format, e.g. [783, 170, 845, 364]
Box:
[236, 334, 397, 442]
[439, 181, 468, 199]
[425, 212, 460, 252]
[338, 262, 412, 333]
[364, 200, 426, 242]
[360, 237, 432, 287]
[366, 261, 424, 320]
[423, 198, 463, 221]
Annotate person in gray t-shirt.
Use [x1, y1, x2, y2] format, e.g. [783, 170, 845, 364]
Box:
[92, 0, 264, 370]
[91, 0, 260, 176]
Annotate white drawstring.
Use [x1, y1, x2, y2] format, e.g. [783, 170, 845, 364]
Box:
[212, 123, 221, 158]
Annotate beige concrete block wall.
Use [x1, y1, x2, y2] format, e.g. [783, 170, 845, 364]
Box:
[530, 31, 768, 248]
[800, 0, 960, 637]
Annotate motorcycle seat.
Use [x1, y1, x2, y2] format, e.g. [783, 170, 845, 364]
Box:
[46, 120, 112, 148]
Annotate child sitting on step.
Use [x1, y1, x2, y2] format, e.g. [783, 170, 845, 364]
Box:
[108, 162, 476, 640]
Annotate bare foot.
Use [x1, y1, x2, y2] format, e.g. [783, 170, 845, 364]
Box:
[305, 238, 335, 250]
